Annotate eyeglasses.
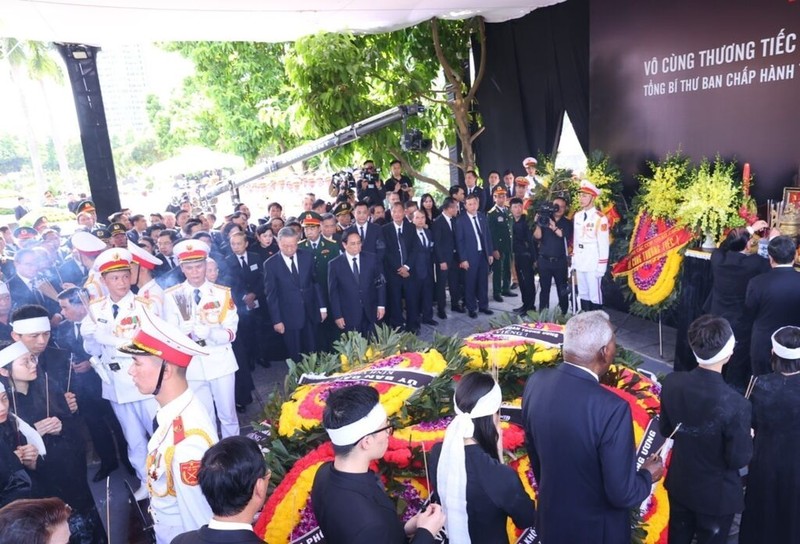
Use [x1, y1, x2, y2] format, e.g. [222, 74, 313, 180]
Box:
[358, 423, 394, 443]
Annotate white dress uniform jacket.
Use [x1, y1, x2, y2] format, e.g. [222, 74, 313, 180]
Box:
[146, 387, 218, 544]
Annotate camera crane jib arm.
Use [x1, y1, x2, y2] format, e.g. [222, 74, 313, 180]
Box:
[199, 104, 424, 206]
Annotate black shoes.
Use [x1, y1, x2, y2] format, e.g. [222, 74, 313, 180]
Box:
[493, 294, 504, 302]
[451, 305, 466, 314]
[93, 463, 118, 483]
[469, 310, 478, 318]
[422, 319, 439, 326]
[502, 291, 517, 297]
[479, 308, 494, 315]
[437, 310, 447, 320]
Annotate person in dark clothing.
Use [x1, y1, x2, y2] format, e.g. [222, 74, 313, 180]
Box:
[660, 315, 753, 544]
[0, 340, 107, 544]
[55, 288, 133, 482]
[522, 311, 663, 544]
[705, 222, 770, 389]
[532, 196, 571, 313]
[509, 197, 537, 314]
[311, 385, 445, 543]
[745, 235, 800, 376]
[0, 381, 34, 508]
[431, 198, 464, 318]
[739, 325, 800, 544]
[172, 436, 269, 544]
[430, 372, 535, 543]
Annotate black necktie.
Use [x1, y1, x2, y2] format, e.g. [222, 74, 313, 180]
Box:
[352, 257, 360, 283]
[152, 415, 159, 433]
[240, 256, 247, 270]
[290, 256, 299, 278]
[472, 216, 482, 237]
[312, 242, 317, 251]
[111, 304, 119, 319]
[194, 288, 201, 305]
[74, 322, 81, 342]
[583, 212, 588, 221]
[168, 256, 175, 269]
[360, 226, 365, 240]
[396, 228, 404, 262]
[419, 231, 427, 248]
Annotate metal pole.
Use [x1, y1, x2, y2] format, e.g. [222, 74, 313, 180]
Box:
[658, 311, 664, 358]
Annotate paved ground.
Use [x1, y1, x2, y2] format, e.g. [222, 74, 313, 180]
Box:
[92, 285, 682, 542]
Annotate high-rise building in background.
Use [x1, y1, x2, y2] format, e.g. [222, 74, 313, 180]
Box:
[96, 44, 150, 137]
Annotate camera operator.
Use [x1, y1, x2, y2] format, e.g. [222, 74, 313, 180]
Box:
[357, 161, 384, 206]
[329, 170, 357, 200]
[384, 159, 415, 204]
[533, 196, 571, 314]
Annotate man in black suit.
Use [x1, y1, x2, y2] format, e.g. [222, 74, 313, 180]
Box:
[745, 235, 800, 375]
[406, 210, 436, 332]
[454, 192, 493, 318]
[13, 197, 28, 221]
[522, 311, 664, 544]
[432, 197, 463, 319]
[460, 169, 485, 211]
[154, 229, 185, 289]
[382, 202, 417, 331]
[344, 201, 385, 261]
[222, 231, 263, 407]
[172, 436, 268, 544]
[263, 227, 325, 363]
[660, 315, 753, 544]
[56, 287, 132, 482]
[8, 248, 58, 316]
[328, 230, 386, 338]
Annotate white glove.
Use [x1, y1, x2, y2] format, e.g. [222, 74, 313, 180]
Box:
[179, 320, 193, 335]
[208, 328, 232, 345]
[193, 323, 210, 340]
[80, 319, 97, 338]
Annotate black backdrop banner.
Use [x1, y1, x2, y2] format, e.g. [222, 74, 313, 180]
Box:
[473, 0, 589, 178]
[591, 0, 800, 201]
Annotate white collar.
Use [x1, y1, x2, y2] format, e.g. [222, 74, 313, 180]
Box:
[345, 252, 359, 260]
[155, 388, 194, 429]
[774, 264, 795, 268]
[563, 361, 599, 382]
[207, 519, 254, 532]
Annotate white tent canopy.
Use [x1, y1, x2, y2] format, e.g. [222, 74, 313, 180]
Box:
[1, 1, 564, 44]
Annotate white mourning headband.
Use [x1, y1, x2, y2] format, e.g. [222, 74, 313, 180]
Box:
[0, 341, 30, 369]
[693, 334, 735, 366]
[772, 326, 800, 360]
[453, 381, 502, 423]
[12, 317, 51, 335]
[325, 402, 387, 446]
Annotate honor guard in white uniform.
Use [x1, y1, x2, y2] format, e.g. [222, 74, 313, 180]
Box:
[162, 240, 240, 438]
[129, 240, 165, 315]
[122, 307, 218, 544]
[572, 180, 610, 310]
[69, 231, 108, 300]
[81, 248, 159, 499]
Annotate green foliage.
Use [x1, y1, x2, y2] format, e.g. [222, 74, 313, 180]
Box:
[0, 134, 30, 174]
[162, 41, 295, 163]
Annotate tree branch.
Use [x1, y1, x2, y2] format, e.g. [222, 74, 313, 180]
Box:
[428, 148, 463, 170]
[466, 17, 487, 105]
[419, 93, 451, 106]
[468, 126, 486, 144]
[388, 147, 449, 194]
[431, 18, 462, 92]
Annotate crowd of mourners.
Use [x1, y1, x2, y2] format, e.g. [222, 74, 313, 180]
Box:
[0, 155, 799, 544]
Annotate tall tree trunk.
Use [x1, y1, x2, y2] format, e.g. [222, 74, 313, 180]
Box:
[38, 79, 72, 186]
[9, 63, 47, 206]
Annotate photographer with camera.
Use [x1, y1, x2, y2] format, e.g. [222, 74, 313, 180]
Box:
[533, 196, 571, 314]
[357, 160, 385, 206]
[384, 160, 415, 204]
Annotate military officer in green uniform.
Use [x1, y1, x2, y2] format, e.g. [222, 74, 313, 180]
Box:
[298, 212, 341, 350]
[332, 202, 353, 245]
[488, 186, 516, 302]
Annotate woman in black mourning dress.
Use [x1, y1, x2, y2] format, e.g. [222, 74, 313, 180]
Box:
[739, 326, 800, 544]
[429, 372, 535, 543]
[705, 221, 770, 390]
[0, 341, 107, 544]
[0, 381, 33, 508]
